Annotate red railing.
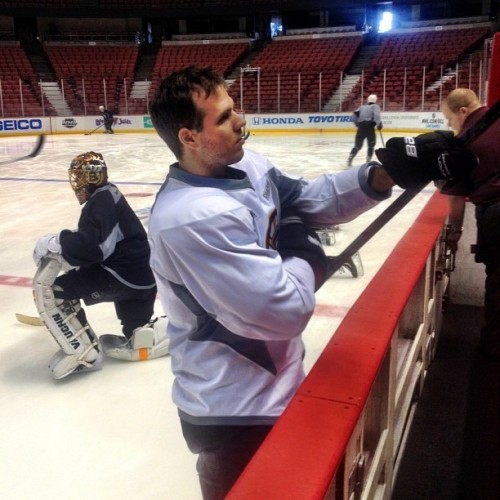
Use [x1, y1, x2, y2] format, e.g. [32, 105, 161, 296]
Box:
[228, 191, 450, 499]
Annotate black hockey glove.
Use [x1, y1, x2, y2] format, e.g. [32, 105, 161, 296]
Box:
[377, 123, 383, 131]
[278, 209, 330, 291]
[375, 131, 477, 190]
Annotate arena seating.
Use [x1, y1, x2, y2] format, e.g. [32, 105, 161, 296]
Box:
[147, 41, 249, 104]
[0, 22, 492, 117]
[0, 45, 53, 117]
[44, 44, 139, 114]
[342, 25, 490, 111]
[229, 35, 362, 113]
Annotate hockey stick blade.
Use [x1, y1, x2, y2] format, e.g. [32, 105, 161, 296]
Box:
[0, 134, 45, 166]
[324, 99, 500, 282]
[15, 313, 43, 326]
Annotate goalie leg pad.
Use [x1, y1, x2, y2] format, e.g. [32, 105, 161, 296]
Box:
[33, 257, 102, 379]
[100, 316, 169, 361]
[48, 348, 103, 380]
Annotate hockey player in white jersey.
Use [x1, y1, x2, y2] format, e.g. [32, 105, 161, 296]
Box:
[32, 151, 169, 379]
[148, 66, 477, 499]
[348, 93, 383, 166]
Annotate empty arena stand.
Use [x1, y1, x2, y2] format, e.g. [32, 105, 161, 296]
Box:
[147, 40, 249, 103]
[0, 44, 53, 117]
[343, 24, 490, 112]
[44, 44, 139, 114]
[229, 34, 362, 113]
[0, 14, 494, 118]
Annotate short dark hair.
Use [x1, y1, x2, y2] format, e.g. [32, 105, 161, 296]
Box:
[149, 66, 227, 160]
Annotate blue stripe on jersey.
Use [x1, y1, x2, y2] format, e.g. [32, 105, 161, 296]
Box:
[171, 281, 277, 375]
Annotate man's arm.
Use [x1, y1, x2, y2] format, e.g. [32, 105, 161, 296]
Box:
[445, 195, 466, 253]
[448, 195, 466, 229]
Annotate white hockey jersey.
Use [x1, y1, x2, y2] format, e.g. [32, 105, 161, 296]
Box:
[148, 148, 390, 426]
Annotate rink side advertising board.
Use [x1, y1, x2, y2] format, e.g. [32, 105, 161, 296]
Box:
[0, 112, 447, 137]
[246, 112, 446, 133]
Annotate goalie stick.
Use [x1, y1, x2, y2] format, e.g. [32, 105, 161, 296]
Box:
[324, 97, 500, 280]
[0, 134, 45, 166]
[15, 313, 43, 326]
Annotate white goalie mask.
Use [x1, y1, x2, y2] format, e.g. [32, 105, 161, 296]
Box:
[68, 151, 108, 205]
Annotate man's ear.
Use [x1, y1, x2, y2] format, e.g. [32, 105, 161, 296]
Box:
[178, 127, 198, 151]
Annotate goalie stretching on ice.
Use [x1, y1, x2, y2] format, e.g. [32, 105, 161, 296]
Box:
[32, 151, 169, 380]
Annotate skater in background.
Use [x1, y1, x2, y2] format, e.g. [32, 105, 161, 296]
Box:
[347, 94, 383, 166]
[99, 105, 114, 133]
[148, 65, 476, 499]
[441, 88, 500, 360]
[32, 151, 169, 379]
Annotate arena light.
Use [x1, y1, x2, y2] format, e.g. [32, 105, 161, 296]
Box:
[270, 21, 283, 38]
[378, 11, 393, 33]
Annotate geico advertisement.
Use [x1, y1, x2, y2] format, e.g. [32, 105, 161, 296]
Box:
[0, 118, 43, 131]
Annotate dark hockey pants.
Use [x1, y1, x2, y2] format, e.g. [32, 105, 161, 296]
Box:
[475, 201, 500, 357]
[54, 265, 156, 338]
[181, 419, 273, 500]
[350, 121, 377, 160]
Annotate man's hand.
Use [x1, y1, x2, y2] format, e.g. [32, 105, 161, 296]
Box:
[278, 209, 330, 291]
[375, 131, 477, 190]
[445, 225, 463, 253]
[368, 165, 395, 192]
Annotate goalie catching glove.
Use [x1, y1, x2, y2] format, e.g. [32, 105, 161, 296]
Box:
[375, 131, 477, 190]
[278, 209, 330, 291]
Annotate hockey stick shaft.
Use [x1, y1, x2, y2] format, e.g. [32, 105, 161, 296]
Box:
[326, 187, 421, 275]
[0, 134, 45, 166]
[378, 128, 385, 146]
[325, 98, 500, 280]
[84, 124, 104, 135]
